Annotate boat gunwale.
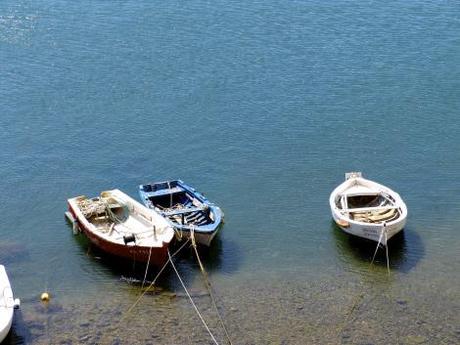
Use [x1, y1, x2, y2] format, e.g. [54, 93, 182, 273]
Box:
[68, 190, 174, 248]
[329, 175, 408, 228]
[139, 180, 224, 234]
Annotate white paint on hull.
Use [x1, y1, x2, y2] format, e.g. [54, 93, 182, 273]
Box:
[0, 265, 15, 343]
[330, 173, 408, 245]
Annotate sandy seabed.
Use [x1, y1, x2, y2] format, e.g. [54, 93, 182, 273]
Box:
[8, 271, 459, 345]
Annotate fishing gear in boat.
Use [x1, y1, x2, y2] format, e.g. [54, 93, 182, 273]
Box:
[139, 180, 224, 246]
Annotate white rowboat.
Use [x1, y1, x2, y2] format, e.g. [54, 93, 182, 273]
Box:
[329, 172, 407, 245]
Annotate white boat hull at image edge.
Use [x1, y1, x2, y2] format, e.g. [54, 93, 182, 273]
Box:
[0, 265, 19, 343]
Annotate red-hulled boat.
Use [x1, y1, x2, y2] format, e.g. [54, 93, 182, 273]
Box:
[67, 189, 175, 266]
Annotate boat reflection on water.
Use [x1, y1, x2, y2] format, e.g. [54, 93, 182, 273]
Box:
[331, 221, 424, 274]
[1, 309, 28, 345]
[171, 232, 225, 272]
[66, 222, 172, 286]
[142, 228, 243, 280]
[67, 220, 240, 287]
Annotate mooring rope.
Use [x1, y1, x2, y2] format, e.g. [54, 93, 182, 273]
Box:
[141, 245, 153, 290]
[168, 248, 220, 345]
[385, 231, 390, 275]
[124, 238, 191, 316]
[336, 289, 367, 343]
[370, 224, 390, 275]
[190, 226, 233, 345]
[174, 227, 184, 241]
[116, 225, 233, 345]
[97, 239, 192, 345]
[370, 225, 385, 266]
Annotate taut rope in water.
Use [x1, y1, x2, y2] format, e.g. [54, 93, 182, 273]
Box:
[370, 228, 384, 266]
[385, 231, 390, 275]
[120, 229, 233, 345]
[168, 248, 220, 345]
[190, 226, 233, 345]
[370, 224, 391, 275]
[141, 244, 153, 291]
[124, 238, 191, 316]
[98, 240, 192, 344]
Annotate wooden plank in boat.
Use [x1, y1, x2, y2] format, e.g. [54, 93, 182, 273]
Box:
[145, 187, 183, 197]
[342, 205, 399, 213]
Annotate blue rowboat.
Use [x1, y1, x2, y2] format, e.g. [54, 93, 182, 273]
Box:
[139, 180, 223, 246]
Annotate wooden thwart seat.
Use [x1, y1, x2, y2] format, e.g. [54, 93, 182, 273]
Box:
[342, 205, 398, 213]
[352, 207, 398, 223]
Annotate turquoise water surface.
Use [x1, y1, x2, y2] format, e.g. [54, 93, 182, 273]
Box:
[1, 1, 459, 344]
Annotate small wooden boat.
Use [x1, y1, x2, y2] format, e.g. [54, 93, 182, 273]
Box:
[0, 265, 19, 343]
[329, 172, 407, 245]
[139, 180, 223, 246]
[67, 189, 175, 265]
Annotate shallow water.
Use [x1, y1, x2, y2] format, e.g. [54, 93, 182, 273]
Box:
[1, 0, 460, 344]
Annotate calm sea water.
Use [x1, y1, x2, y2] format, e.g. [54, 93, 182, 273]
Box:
[1, 1, 459, 344]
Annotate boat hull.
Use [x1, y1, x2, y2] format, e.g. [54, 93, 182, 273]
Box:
[139, 180, 224, 246]
[330, 173, 408, 246]
[331, 211, 406, 245]
[174, 227, 219, 247]
[67, 190, 174, 266]
[0, 266, 14, 343]
[69, 205, 168, 267]
[69, 204, 170, 265]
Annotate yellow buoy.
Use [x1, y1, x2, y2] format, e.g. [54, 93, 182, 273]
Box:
[40, 292, 50, 302]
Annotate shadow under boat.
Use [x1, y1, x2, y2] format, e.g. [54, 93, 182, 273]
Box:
[65, 220, 237, 287]
[169, 228, 243, 275]
[1, 308, 29, 345]
[331, 221, 424, 273]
